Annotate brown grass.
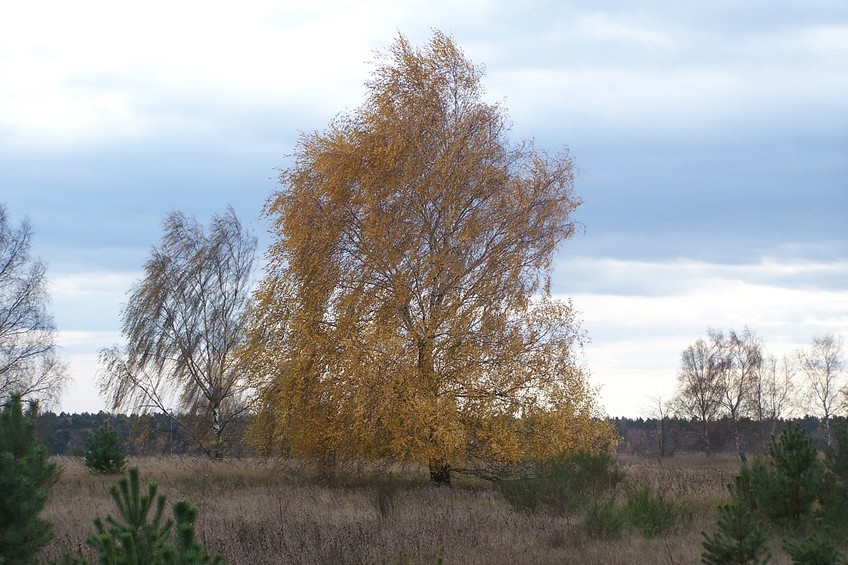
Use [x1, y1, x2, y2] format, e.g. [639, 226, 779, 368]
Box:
[41, 453, 793, 564]
[619, 452, 739, 502]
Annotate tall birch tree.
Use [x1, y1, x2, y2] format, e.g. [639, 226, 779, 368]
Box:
[243, 32, 614, 484]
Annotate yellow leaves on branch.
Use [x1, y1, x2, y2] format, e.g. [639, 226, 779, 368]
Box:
[243, 31, 615, 480]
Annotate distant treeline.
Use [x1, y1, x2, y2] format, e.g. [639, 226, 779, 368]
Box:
[612, 415, 844, 456]
[36, 412, 253, 457]
[37, 411, 843, 458]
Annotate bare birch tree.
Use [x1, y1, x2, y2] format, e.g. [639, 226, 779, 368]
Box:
[0, 204, 68, 406]
[673, 338, 723, 455]
[714, 328, 763, 462]
[747, 353, 796, 450]
[673, 328, 763, 459]
[796, 333, 846, 446]
[646, 394, 675, 457]
[99, 207, 256, 458]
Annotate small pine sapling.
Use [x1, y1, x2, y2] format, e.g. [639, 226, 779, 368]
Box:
[84, 421, 127, 474]
[729, 457, 773, 516]
[825, 423, 848, 479]
[820, 423, 848, 537]
[783, 529, 847, 565]
[84, 467, 227, 564]
[766, 424, 823, 527]
[702, 499, 771, 565]
[0, 392, 59, 564]
[164, 500, 227, 564]
[87, 466, 172, 563]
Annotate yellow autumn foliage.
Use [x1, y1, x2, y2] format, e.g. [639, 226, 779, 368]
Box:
[241, 31, 616, 483]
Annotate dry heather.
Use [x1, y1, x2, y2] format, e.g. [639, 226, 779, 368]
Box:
[41, 454, 792, 565]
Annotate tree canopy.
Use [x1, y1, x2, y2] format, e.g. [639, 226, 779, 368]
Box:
[243, 31, 614, 483]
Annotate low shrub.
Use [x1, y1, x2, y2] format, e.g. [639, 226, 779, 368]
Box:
[621, 484, 693, 538]
[582, 498, 626, 539]
[371, 479, 401, 522]
[500, 450, 692, 541]
[499, 451, 624, 515]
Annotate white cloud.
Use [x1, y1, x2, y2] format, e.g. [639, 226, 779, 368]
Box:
[556, 258, 848, 416]
[60, 351, 109, 414]
[5, 1, 844, 149]
[480, 9, 848, 139]
[55, 331, 123, 414]
[50, 271, 138, 299]
[56, 330, 116, 349]
[575, 12, 675, 48]
[557, 258, 848, 296]
[48, 273, 133, 412]
[759, 24, 848, 65]
[492, 67, 735, 125]
[0, 0, 403, 148]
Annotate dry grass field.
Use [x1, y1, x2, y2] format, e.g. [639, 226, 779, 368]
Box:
[40, 453, 796, 564]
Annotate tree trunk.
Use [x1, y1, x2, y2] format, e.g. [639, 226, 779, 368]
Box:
[429, 459, 451, 486]
[823, 415, 832, 448]
[211, 404, 224, 459]
[701, 421, 712, 456]
[418, 336, 451, 486]
[732, 418, 747, 463]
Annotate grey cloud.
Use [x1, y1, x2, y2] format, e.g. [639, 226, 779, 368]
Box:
[2, 135, 278, 272]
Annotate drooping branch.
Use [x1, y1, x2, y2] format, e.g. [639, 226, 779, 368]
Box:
[99, 207, 256, 458]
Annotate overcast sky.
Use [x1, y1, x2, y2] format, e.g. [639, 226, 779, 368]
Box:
[2, 0, 846, 416]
